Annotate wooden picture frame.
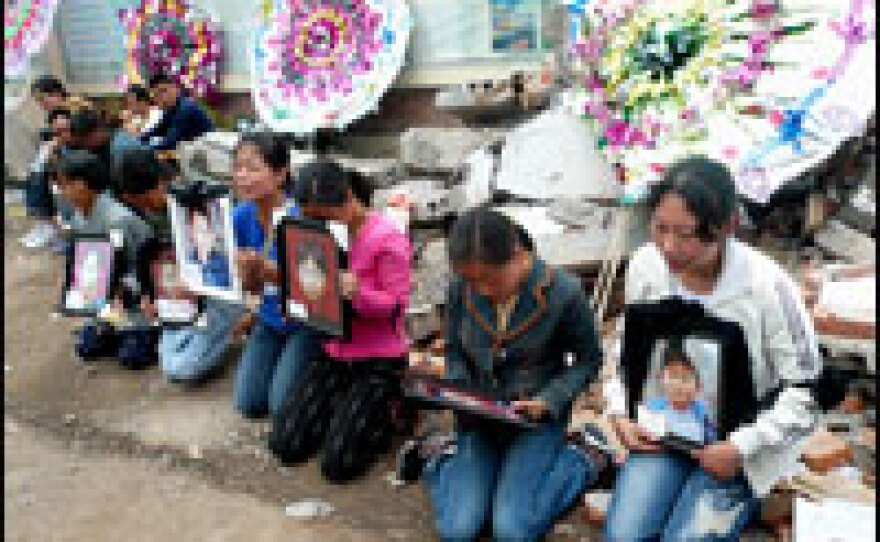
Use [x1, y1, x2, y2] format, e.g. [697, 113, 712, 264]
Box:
[277, 217, 350, 339]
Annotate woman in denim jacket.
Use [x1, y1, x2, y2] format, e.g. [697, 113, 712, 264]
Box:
[424, 208, 606, 541]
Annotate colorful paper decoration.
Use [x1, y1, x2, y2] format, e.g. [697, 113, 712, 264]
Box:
[118, 0, 223, 98]
[565, 0, 876, 203]
[5, 0, 59, 78]
[251, 0, 412, 134]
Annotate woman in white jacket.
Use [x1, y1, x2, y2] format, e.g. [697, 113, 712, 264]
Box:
[604, 156, 822, 541]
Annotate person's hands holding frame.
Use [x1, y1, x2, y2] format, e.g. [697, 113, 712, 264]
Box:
[610, 415, 663, 453]
[511, 399, 550, 422]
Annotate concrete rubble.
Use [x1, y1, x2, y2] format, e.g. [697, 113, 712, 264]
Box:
[399, 127, 493, 174]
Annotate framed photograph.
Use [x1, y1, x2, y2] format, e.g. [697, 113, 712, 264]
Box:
[491, 0, 540, 52]
[633, 336, 723, 451]
[277, 217, 349, 338]
[60, 233, 120, 317]
[619, 298, 758, 447]
[168, 191, 241, 303]
[403, 375, 539, 431]
[137, 241, 201, 325]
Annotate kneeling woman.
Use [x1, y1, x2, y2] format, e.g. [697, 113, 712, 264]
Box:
[426, 208, 605, 542]
[604, 157, 822, 541]
[231, 132, 318, 419]
[268, 159, 413, 483]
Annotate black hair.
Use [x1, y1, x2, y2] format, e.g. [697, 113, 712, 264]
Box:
[47, 107, 71, 125]
[55, 150, 109, 193]
[663, 338, 701, 383]
[31, 75, 67, 97]
[148, 72, 175, 88]
[646, 155, 738, 243]
[117, 148, 173, 196]
[235, 132, 292, 191]
[293, 159, 374, 207]
[297, 240, 328, 272]
[68, 108, 103, 138]
[126, 84, 151, 103]
[448, 207, 534, 265]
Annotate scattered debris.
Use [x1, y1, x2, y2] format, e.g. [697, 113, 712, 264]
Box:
[814, 220, 876, 265]
[385, 471, 406, 488]
[580, 492, 611, 526]
[284, 499, 337, 520]
[188, 444, 203, 460]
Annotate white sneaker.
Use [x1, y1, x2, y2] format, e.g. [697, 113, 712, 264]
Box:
[20, 223, 58, 249]
[19, 224, 44, 247]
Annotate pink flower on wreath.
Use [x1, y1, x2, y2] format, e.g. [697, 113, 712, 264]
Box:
[605, 120, 647, 147]
[750, 0, 778, 20]
[271, 0, 384, 102]
[748, 31, 773, 56]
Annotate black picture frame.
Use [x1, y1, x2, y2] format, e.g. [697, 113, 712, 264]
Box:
[136, 239, 203, 327]
[619, 297, 759, 444]
[59, 233, 122, 317]
[277, 217, 351, 339]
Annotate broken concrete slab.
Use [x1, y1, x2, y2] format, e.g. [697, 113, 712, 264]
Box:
[374, 179, 463, 223]
[814, 220, 876, 265]
[497, 205, 645, 270]
[495, 107, 620, 201]
[836, 182, 876, 235]
[177, 132, 239, 183]
[325, 156, 400, 189]
[399, 128, 488, 173]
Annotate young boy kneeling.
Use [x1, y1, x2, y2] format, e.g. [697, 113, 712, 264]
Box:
[115, 148, 244, 383]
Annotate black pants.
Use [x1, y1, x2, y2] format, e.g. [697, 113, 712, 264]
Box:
[269, 356, 410, 483]
[25, 170, 55, 219]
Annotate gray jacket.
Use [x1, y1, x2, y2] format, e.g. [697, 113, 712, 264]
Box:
[71, 192, 153, 302]
[445, 259, 603, 426]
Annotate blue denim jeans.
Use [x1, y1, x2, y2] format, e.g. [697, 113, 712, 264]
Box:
[425, 424, 598, 542]
[605, 453, 759, 542]
[233, 322, 318, 419]
[160, 299, 245, 383]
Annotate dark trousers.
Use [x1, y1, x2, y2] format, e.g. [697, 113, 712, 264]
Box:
[24, 170, 55, 219]
[269, 357, 409, 483]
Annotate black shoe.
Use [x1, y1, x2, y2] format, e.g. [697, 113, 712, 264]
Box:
[395, 433, 457, 483]
[74, 323, 119, 362]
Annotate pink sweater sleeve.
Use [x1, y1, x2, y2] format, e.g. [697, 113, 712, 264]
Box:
[351, 233, 412, 319]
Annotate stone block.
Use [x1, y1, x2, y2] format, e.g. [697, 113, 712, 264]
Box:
[815, 220, 876, 264]
[399, 128, 487, 173]
[376, 180, 462, 223]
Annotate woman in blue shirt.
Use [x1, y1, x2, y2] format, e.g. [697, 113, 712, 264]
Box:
[231, 132, 318, 419]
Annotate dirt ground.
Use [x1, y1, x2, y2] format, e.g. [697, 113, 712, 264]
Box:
[4, 421, 389, 542]
[3, 208, 440, 541]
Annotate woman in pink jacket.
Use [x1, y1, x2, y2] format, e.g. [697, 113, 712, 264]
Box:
[268, 159, 413, 483]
